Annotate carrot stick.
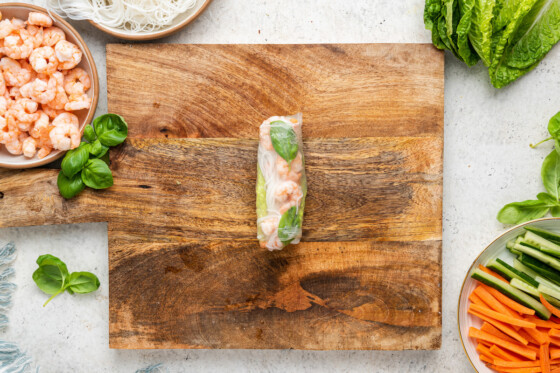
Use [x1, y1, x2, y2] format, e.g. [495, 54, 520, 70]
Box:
[494, 360, 542, 368]
[550, 337, 560, 347]
[479, 339, 493, 347]
[483, 285, 536, 316]
[470, 291, 489, 307]
[541, 343, 551, 373]
[526, 316, 560, 329]
[488, 366, 542, 372]
[491, 345, 525, 362]
[551, 347, 560, 360]
[481, 322, 523, 344]
[525, 327, 551, 345]
[470, 327, 538, 360]
[550, 330, 560, 339]
[542, 295, 560, 319]
[479, 265, 509, 282]
[477, 343, 500, 361]
[470, 304, 537, 328]
[480, 353, 494, 364]
[476, 286, 523, 319]
[470, 311, 529, 345]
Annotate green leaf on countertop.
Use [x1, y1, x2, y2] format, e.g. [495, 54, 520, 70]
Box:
[61, 142, 90, 178]
[81, 159, 113, 190]
[57, 171, 85, 200]
[497, 199, 551, 224]
[93, 114, 128, 147]
[469, 0, 496, 66]
[542, 151, 560, 201]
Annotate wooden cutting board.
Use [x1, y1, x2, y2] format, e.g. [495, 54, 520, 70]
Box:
[0, 43, 444, 350]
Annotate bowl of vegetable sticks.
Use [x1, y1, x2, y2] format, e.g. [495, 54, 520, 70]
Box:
[45, 0, 213, 41]
[458, 218, 560, 373]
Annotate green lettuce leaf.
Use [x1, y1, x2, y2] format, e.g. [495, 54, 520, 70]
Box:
[488, 0, 540, 88]
[457, 0, 482, 65]
[493, 0, 520, 31]
[469, 0, 496, 65]
[506, 0, 560, 69]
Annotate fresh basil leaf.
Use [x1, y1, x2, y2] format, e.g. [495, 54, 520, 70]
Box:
[270, 121, 299, 163]
[278, 206, 301, 244]
[497, 199, 550, 224]
[33, 254, 69, 295]
[66, 272, 100, 294]
[81, 159, 113, 189]
[61, 142, 90, 178]
[99, 152, 111, 166]
[83, 124, 97, 143]
[93, 114, 128, 147]
[537, 192, 560, 205]
[552, 206, 560, 217]
[542, 150, 560, 201]
[90, 139, 109, 158]
[549, 111, 560, 139]
[57, 171, 85, 199]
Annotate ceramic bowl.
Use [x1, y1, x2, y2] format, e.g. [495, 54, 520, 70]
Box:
[458, 217, 560, 372]
[0, 3, 99, 169]
[88, 0, 213, 40]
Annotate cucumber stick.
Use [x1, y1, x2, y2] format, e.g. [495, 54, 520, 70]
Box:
[525, 226, 560, 246]
[487, 258, 539, 287]
[524, 231, 560, 257]
[510, 278, 539, 297]
[539, 283, 560, 301]
[536, 276, 560, 294]
[543, 293, 560, 308]
[513, 243, 560, 271]
[471, 268, 551, 319]
[518, 254, 560, 286]
[513, 258, 540, 279]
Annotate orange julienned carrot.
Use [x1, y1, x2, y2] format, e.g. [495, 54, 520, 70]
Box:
[470, 327, 538, 360]
[541, 295, 560, 319]
[481, 322, 523, 345]
[488, 366, 543, 372]
[491, 345, 525, 362]
[480, 353, 494, 364]
[483, 285, 536, 316]
[519, 329, 542, 346]
[541, 343, 551, 373]
[550, 337, 560, 348]
[470, 303, 537, 328]
[525, 316, 560, 329]
[470, 291, 489, 307]
[477, 343, 500, 361]
[471, 311, 529, 345]
[476, 286, 522, 318]
[551, 330, 560, 339]
[551, 347, 560, 360]
[479, 265, 509, 282]
[525, 327, 551, 345]
[493, 360, 543, 368]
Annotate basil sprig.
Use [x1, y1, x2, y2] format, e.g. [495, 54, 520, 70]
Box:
[270, 121, 298, 163]
[57, 114, 128, 199]
[498, 112, 560, 224]
[32, 254, 100, 307]
[278, 206, 301, 244]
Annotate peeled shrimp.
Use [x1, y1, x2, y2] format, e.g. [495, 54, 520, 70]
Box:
[274, 180, 303, 214]
[21, 76, 56, 104]
[0, 72, 5, 95]
[52, 112, 79, 129]
[49, 121, 79, 151]
[259, 123, 274, 151]
[29, 46, 58, 74]
[0, 20, 13, 39]
[65, 92, 91, 111]
[277, 153, 303, 182]
[9, 98, 39, 126]
[1, 57, 31, 87]
[4, 130, 24, 155]
[42, 27, 65, 47]
[27, 13, 53, 28]
[29, 110, 49, 139]
[22, 136, 37, 157]
[64, 67, 90, 95]
[55, 41, 81, 70]
[41, 105, 64, 120]
[3, 30, 33, 60]
[25, 25, 43, 49]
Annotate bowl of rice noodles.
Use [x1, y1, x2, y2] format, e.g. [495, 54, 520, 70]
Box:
[44, 0, 213, 40]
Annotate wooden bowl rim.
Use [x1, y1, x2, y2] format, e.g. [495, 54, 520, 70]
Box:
[87, 0, 213, 41]
[0, 2, 99, 169]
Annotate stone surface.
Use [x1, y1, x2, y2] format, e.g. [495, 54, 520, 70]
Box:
[2, 0, 560, 371]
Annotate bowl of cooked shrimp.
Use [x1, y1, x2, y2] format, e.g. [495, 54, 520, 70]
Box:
[0, 3, 98, 169]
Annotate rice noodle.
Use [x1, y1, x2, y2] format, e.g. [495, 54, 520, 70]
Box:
[43, 0, 197, 33]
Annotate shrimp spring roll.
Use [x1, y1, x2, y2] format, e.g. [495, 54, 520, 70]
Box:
[257, 114, 306, 251]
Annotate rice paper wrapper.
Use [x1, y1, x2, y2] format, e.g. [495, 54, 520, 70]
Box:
[257, 113, 306, 251]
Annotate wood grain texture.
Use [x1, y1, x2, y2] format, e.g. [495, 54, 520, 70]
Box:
[0, 138, 442, 243]
[0, 43, 444, 350]
[106, 44, 444, 139]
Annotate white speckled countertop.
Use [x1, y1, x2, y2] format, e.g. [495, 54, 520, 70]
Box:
[2, 0, 560, 372]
